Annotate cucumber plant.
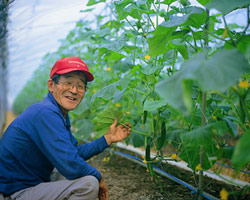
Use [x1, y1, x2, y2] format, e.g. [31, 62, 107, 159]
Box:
[13, 0, 250, 198]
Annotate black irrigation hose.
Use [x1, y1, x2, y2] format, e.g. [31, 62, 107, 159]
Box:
[106, 148, 219, 200]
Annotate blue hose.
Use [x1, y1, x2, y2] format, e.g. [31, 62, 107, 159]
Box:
[215, 162, 250, 175]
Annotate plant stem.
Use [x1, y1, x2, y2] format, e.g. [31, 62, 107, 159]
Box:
[216, 91, 228, 99]
[236, 6, 250, 42]
[207, 30, 229, 42]
[188, 92, 201, 129]
[244, 93, 250, 123]
[230, 100, 247, 131]
[186, 40, 197, 51]
[198, 9, 209, 199]
[239, 89, 250, 123]
[201, 92, 207, 126]
[119, 122, 151, 136]
[147, 14, 156, 30]
[222, 15, 237, 47]
[133, 36, 137, 66]
[198, 92, 206, 200]
[190, 28, 198, 51]
[125, 18, 137, 32]
[128, 87, 148, 96]
[154, 0, 160, 27]
[172, 49, 177, 74]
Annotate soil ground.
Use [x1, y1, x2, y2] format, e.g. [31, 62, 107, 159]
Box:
[88, 147, 250, 200]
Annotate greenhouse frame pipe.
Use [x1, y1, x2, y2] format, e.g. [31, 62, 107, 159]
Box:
[106, 149, 219, 200]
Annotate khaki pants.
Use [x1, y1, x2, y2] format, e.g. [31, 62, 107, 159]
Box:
[0, 170, 99, 200]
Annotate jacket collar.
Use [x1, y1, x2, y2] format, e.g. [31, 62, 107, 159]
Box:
[47, 92, 71, 129]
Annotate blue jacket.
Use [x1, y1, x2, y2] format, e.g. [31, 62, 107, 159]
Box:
[0, 93, 109, 196]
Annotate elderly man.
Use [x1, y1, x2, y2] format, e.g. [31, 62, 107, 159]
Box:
[0, 57, 131, 200]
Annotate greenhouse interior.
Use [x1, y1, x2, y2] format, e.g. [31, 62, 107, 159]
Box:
[0, 0, 250, 199]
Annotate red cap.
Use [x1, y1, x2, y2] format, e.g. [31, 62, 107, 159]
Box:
[50, 57, 94, 82]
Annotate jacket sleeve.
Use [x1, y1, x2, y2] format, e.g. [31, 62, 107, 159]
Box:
[32, 108, 102, 181]
[76, 136, 109, 160]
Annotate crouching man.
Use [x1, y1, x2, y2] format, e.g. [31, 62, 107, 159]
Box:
[0, 57, 131, 200]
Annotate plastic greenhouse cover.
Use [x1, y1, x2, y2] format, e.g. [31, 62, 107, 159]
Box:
[6, 0, 106, 109]
[6, 0, 246, 109]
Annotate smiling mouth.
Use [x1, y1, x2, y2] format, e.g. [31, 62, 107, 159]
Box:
[65, 96, 77, 101]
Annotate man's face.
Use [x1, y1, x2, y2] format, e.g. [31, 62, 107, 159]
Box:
[48, 71, 86, 117]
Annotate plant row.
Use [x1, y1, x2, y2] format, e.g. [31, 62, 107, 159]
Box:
[13, 0, 250, 197]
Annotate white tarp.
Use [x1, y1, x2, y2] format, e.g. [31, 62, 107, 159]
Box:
[6, 0, 246, 109]
[6, 0, 104, 108]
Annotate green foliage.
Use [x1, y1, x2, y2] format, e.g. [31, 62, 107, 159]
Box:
[92, 105, 123, 138]
[180, 125, 217, 170]
[206, 0, 250, 15]
[87, 0, 106, 6]
[73, 118, 94, 141]
[196, 0, 210, 6]
[156, 49, 250, 113]
[232, 129, 250, 170]
[180, 122, 227, 170]
[13, 0, 250, 185]
[143, 98, 167, 112]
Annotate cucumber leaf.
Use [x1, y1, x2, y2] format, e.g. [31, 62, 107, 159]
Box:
[92, 105, 123, 138]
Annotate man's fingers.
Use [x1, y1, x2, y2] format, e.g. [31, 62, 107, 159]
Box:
[111, 117, 118, 127]
[105, 191, 109, 200]
[119, 123, 130, 128]
[123, 122, 132, 128]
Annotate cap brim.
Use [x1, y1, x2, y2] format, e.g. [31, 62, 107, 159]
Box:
[56, 68, 94, 82]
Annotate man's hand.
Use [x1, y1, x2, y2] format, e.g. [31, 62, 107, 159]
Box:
[104, 118, 131, 146]
[99, 175, 109, 200]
